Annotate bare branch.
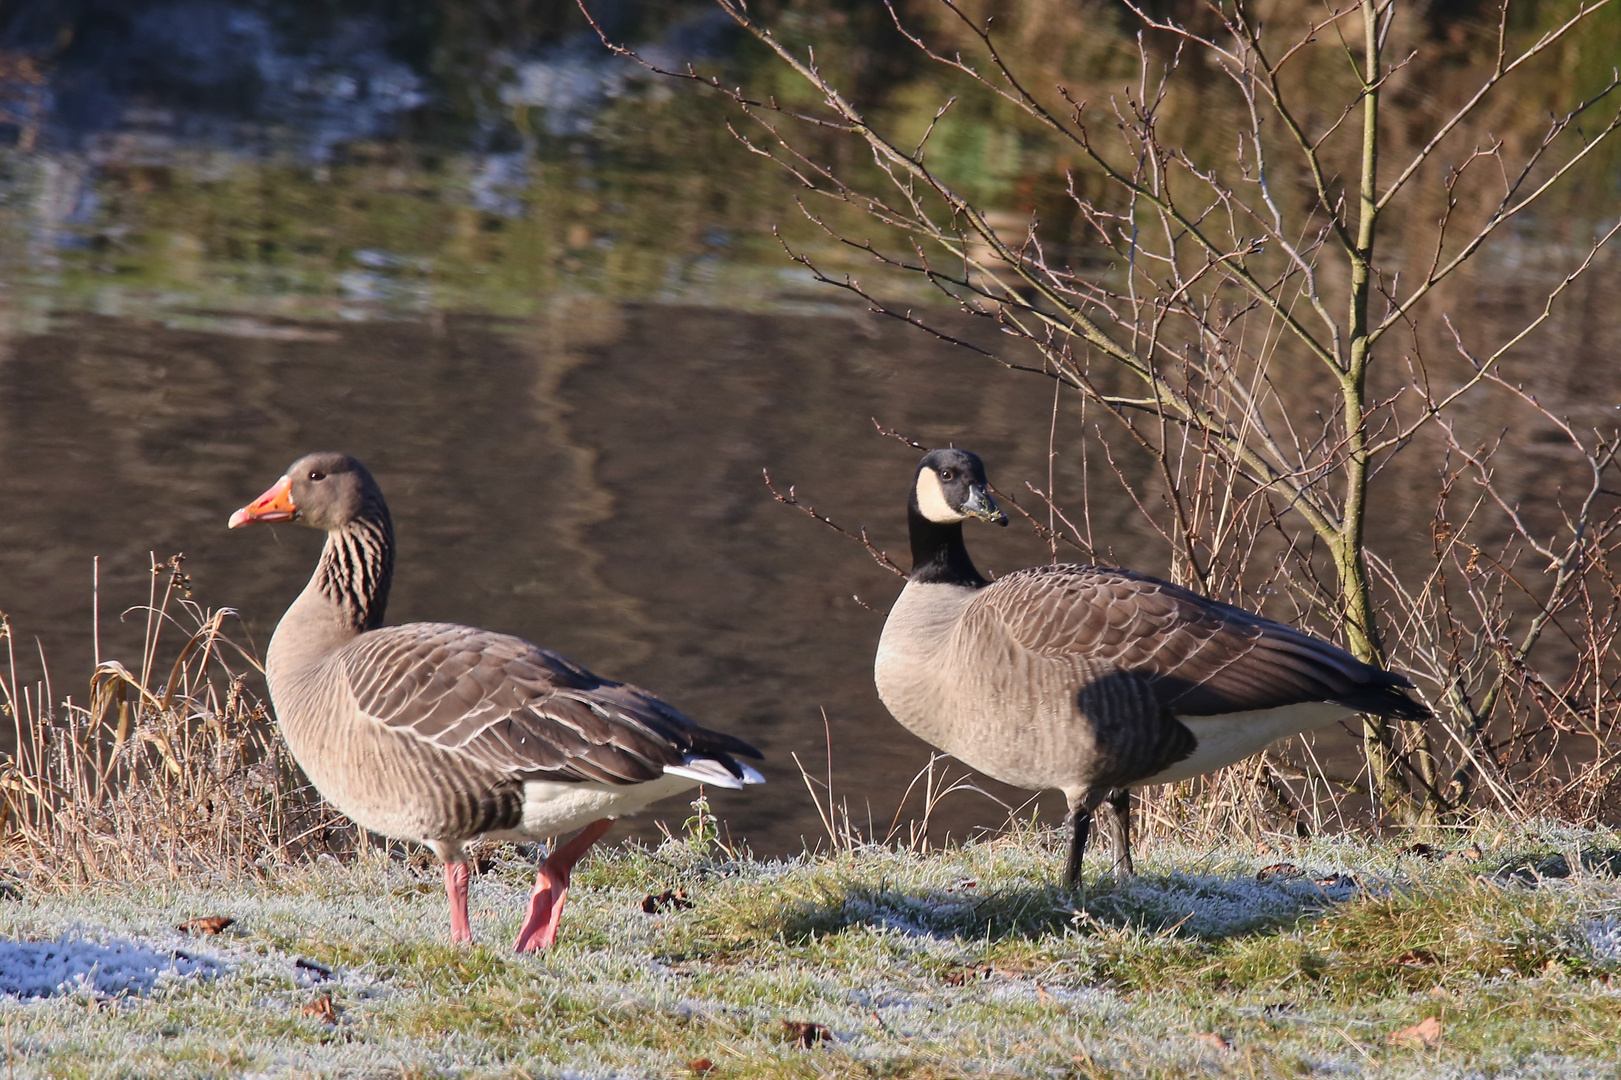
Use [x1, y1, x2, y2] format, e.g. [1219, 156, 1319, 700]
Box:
[763, 469, 907, 579]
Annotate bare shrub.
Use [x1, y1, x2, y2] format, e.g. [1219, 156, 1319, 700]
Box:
[588, 0, 1621, 831]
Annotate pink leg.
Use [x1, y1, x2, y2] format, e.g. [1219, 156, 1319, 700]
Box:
[513, 819, 614, 952]
[444, 861, 473, 943]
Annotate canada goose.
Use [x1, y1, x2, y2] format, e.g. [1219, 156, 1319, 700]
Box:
[229, 452, 763, 950]
[874, 448, 1429, 884]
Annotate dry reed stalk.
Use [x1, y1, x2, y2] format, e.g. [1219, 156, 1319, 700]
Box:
[0, 554, 350, 886]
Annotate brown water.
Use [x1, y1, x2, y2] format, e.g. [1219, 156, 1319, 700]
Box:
[1, 0, 1618, 853]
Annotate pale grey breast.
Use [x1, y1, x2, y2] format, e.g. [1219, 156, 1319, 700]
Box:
[875, 581, 976, 744]
[277, 663, 520, 841]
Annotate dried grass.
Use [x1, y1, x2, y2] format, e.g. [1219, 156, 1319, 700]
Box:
[0, 554, 349, 886]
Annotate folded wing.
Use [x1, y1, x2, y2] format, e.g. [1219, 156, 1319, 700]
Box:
[336, 623, 763, 786]
[971, 564, 1428, 719]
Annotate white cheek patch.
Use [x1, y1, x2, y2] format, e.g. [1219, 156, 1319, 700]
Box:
[915, 470, 966, 523]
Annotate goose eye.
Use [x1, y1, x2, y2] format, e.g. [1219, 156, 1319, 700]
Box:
[308, 471, 327, 481]
[939, 468, 955, 482]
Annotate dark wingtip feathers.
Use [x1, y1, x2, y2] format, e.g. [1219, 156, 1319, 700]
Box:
[689, 726, 765, 760]
[1330, 679, 1432, 721]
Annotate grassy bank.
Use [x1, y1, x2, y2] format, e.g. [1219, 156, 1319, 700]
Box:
[3, 818, 1620, 1078]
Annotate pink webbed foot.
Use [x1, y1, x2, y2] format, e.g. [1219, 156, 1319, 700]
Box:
[513, 818, 614, 952]
[444, 861, 473, 944]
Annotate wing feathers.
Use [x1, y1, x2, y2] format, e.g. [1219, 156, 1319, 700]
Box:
[974, 564, 1428, 719]
[337, 623, 762, 787]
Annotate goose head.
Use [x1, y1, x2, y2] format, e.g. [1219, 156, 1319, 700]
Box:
[229, 451, 385, 532]
[911, 448, 1008, 527]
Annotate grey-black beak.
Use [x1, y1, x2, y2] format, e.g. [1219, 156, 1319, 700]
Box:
[964, 485, 1009, 526]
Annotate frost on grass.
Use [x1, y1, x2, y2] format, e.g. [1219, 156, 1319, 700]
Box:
[1574, 916, 1621, 968]
[766, 843, 1362, 945]
[0, 935, 223, 999]
[2, 827, 1620, 1077]
[1088, 869, 1360, 937]
[835, 884, 983, 938]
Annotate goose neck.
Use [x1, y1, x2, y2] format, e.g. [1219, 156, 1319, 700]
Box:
[315, 510, 395, 635]
[266, 510, 394, 691]
[907, 507, 987, 587]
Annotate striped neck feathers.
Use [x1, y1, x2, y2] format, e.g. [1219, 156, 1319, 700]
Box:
[315, 501, 395, 633]
[907, 505, 988, 587]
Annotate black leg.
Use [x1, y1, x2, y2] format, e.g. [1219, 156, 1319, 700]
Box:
[1096, 788, 1134, 877]
[1064, 805, 1092, 888]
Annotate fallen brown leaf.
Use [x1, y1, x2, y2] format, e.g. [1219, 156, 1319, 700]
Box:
[1395, 948, 1438, 967]
[302, 994, 339, 1025]
[1256, 862, 1304, 883]
[1192, 1032, 1233, 1051]
[640, 889, 694, 914]
[1387, 1015, 1442, 1047]
[686, 1059, 715, 1075]
[782, 1020, 832, 1048]
[177, 916, 234, 936]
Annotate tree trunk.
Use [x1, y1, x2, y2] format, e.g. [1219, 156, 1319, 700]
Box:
[1343, 0, 1441, 824]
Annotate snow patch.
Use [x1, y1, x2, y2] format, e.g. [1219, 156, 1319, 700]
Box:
[0, 935, 223, 999]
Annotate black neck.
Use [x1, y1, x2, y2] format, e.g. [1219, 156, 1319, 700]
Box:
[907, 504, 988, 587]
[316, 501, 395, 633]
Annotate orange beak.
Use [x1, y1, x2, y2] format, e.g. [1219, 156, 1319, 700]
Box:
[229, 475, 297, 528]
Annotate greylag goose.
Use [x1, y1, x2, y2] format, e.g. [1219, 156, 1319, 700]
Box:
[230, 452, 763, 950]
[874, 448, 1429, 884]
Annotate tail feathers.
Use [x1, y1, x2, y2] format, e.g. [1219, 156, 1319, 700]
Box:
[688, 725, 764, 760]
[1332, 681, 1432, 721]
[664, 755, 767, 790]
